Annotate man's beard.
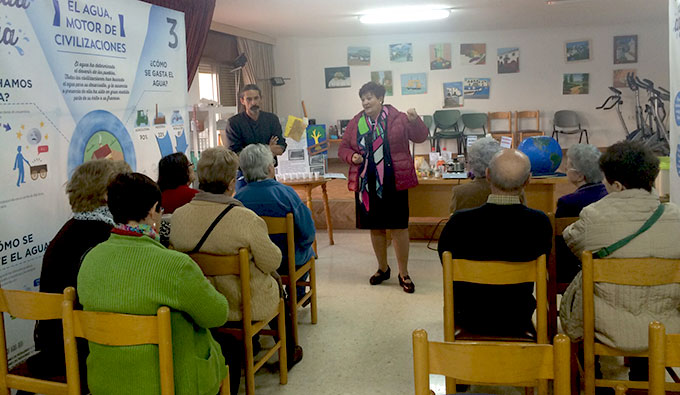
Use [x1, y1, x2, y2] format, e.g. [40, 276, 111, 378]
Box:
[249, 105, 260, 112]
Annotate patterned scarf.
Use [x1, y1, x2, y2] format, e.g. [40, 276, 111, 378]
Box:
[357, 106, 388, 212]
[72, 206, 115, 226]
[112, 223, 160, 242]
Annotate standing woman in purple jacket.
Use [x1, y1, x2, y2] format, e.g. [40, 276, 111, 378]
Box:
[338, 82, 428, 293]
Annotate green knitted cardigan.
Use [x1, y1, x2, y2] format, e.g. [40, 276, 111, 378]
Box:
[77, 233, 229, 395]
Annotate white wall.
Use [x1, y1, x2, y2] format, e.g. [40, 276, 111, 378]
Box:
[273, 22, 668, 152]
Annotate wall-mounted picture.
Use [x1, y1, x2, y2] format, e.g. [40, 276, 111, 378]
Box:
[613, 68, 636, 88]
[348, 46, 370, 66]
[443, 82, 464, 108]
[429, 43, 452, 70]
[390, 43, 413, 62]
[463, 78, 490, 99]
[460, 43, 486, 65]
[324, 66, 351, 89]
[400, 73, 427, 95]
[497, 47, 519, 74]
[565, 39, 591, 62]
[614, 35, 638, 64]
[370, 70, 393, 96]
[563, 73, 589, 95]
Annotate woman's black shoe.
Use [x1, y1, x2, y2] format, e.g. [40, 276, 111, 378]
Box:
[369, 266, 390, 285]
[399, 274, 415, 293]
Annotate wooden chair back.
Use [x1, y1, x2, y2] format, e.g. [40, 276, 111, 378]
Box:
[487, 111, 514, 146]
[63, 300, 174, 395]
[648, 321, 680, 395]
[261, 213, 318, 345]
[547, 214, 579, 339]
[442, 251, 548, 344]
[190, 248, 287, 394]
[516, 110, 540, 132]
[412, 329, 571, 395]
[0, 287, 76, 395]
[515, 110, 543, 144]
[582, 251, 680, 394]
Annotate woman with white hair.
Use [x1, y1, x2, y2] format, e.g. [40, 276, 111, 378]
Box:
[556, 143, 608, 218]
[449, 137, 501, 213]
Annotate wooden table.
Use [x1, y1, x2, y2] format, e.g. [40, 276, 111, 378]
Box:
[282, 179, 335, 246]
[409, 176, 570, 219]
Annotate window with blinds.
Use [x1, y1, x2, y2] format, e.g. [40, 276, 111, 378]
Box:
[218, 65, 237, 107]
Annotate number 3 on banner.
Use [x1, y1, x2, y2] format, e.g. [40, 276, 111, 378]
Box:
[166, 17, 178, 49]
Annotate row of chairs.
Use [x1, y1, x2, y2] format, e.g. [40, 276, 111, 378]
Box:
[0, 212, 315, 395]
[189, 212, 318, 395]
[419, 109, 589, 153]
[414, 321, 680, 395]
[430, 248, 680, 394]
[0, 286, 231, 395]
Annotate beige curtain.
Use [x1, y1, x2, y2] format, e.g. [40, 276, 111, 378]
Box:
[237, 37, 276, 113]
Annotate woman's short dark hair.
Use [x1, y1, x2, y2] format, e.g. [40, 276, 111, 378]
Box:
[599, 141, 659, 192]
[359, 82, 386, 100]
[157, 153, 191, 191]
[108, 173, 162, 224]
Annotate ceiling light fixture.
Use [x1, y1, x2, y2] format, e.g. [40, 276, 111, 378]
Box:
[359, 5, 451, 24]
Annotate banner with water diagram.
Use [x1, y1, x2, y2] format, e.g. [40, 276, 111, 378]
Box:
[0, 0, 187, 366]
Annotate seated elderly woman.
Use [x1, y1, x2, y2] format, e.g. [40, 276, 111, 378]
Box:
[170, 147, 301, 380]
[449, 137, 501, 213]
[560, 141, 680, 381]
[234, 144, 315, 274]
[78, 173, 229, 395]
[556, 143, 607, 218]
[157, 152, 198, 214]
[27, 159, 129, 389]
[555, 143, 608, 283]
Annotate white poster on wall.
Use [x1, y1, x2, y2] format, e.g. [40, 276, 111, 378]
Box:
[0, 0, 187, 366]
[671, 0, 680, 204]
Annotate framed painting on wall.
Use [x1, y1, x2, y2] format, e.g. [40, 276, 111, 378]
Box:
[429, 43, 452, 70]
[497, 47, 519, 74]
[443, 82, 464, 108]
[563, 73, 589, 95]
[400, 73, 427, 95]
[613, 69, 636, 88]
[460, 43, 486, 65]
[463, 78, 490, 99]
[614, 35, 638, 64]
[370, 71, 393, 96]
[390, 43, 413, 62]
[565, 39, 591, 62]
[324, 66, 351, 89]
[348, 46, 370, 66]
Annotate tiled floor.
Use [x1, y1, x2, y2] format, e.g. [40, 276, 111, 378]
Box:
[240, 229, 644, 395]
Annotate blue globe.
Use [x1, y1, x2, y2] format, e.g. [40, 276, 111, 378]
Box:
[517, 136, 563, 175]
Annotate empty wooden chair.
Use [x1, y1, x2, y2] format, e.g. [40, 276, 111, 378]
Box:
[62, 288, 229, 395]
[487, 111, 514, 147]
[191, 248, 287, 395]
[515, 110, 543, 145]
[648, 321, 680, 394]
[412, 329, 571, 395]
[261, 213, 318, 346]
[442, 251, 548, 394]
[0, 287, 76, 395]
[581, 251, 680, 394]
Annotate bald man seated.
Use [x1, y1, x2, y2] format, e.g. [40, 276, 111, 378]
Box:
[438, 149, 552, 337]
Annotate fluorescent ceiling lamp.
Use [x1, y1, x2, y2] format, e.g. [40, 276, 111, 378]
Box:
[359, 6, 450, 24]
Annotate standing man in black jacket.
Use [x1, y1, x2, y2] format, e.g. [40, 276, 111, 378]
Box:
[226, 84, 286, 191]
[438, 149, 552, 336]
